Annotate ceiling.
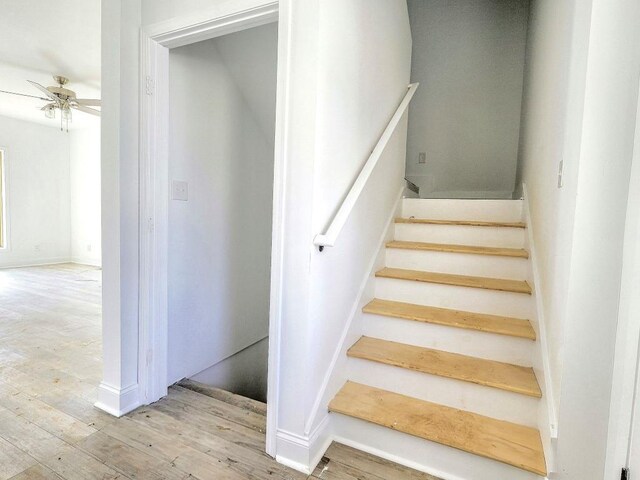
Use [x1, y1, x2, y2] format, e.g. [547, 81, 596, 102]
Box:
[0, 0, 101, 129]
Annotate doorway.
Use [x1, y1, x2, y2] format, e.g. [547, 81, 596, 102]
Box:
[138, 1, 282, 457]
[166, 23, 277, 403]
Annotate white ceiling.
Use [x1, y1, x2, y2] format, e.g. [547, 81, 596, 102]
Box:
[0, 0, 101, 129]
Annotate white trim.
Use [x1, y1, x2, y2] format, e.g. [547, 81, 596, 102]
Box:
[0, 258, 71, 269]
[425, 190, 514, 199]
[70, 257, 102, 268]
[304, 185, 405, 435]
[95, 382, 140, 417]
[314, 84, 418, 249]
[139, 30, 169, 407]
[274, 453, 311, 476]
[275, 415, 331, 474]
[522, 183, 558, 473]
[144, 2, 278, 49]
[138, 0, 283, 460]
[265, 0, 292, 456]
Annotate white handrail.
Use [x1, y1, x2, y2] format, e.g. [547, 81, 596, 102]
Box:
[313, 82, 419, 251]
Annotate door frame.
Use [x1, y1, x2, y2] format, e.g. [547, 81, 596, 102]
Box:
[138, 0, 284, 456]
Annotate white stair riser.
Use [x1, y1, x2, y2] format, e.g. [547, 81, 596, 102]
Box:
[402, 199, 523, 222]
[348, 358, 539, 427]
[394, 224, 525, 248]
[385, 248, 528, 279]
[375, 278, 533, 318]
[332, 415, 544, 480]
[363, 314, 534, 365]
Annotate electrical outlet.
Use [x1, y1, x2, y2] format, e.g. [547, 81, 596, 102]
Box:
[171, 180, 188, 201]
[418, 152, 426, 164]
[34, 244, 41, 251]
[87, 244, 92, 252]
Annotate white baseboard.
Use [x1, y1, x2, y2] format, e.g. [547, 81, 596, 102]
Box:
[95, 382, 140, 417]
[522, 183, 558, 473]
[70, 256, 102, 267]
[425, 190, 514, 199]
[0, 257, 71, 269]
[275, 415, 331, 474]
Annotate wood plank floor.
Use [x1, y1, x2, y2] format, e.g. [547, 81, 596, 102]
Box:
[0, 264, 438, 480]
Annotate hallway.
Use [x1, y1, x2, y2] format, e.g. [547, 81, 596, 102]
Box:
[0, 264, 434, 479]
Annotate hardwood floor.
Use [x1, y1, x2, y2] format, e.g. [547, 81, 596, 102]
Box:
[0, 264, 438, 480]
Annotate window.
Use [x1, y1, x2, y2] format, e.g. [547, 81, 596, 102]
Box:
[0, 150, 4, 249]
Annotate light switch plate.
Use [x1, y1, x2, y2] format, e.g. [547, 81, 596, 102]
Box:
[171, 180, 188, 201]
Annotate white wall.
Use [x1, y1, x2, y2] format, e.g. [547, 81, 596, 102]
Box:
[0, 115, 71, 268]
[102, 0, 413, 468]
[166, 25, 276, 394]
[405, 0, 529, 199]
[515, 0, 582, 420]
[553, 0, 640, 476]
[517, 0, 640, 477]
[70, 123, 102, 266]
[99, 0, 278, 422]
[97, 0, 141, 416]
[304, 0, 412, 438]
[215, 23, 278, 146]
[0, 115, 101, 269]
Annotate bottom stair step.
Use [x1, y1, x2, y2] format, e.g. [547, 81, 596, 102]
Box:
[329, 381, 546, 476]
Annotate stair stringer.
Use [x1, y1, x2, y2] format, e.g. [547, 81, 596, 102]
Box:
[301, 187, 405, 467]
[522, 184, 559, 474]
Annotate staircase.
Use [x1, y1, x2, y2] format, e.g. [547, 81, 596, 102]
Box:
[329, 199, 547, 479]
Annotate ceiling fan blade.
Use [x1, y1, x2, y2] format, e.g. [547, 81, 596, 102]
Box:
[0, 89, 50, 101]
[74, 98, 101, 106]
[27, 80, 59, 102]
[72, 104, 101, 117]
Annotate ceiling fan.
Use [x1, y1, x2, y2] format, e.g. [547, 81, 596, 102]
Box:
[0, 75, 101, 131]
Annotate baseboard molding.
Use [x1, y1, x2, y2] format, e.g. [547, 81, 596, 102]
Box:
[275, 415, 331, 474]
[522, 183, 558, 473]
[70, 256, 102, 267]
[95, 382, 140, 417]
[425, 190, 514, 199]
[0, 257, 71, 269]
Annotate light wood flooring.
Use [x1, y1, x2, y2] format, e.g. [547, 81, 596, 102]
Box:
[0, 264, 438, 480]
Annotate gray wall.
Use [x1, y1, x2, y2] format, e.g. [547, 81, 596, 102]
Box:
[405, 0, 529, 198]
[167, 23, 277, 401]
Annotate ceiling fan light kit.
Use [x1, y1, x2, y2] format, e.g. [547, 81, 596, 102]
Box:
[0, 75, 100, 132]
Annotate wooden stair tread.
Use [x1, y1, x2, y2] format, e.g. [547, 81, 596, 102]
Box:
[329, 382, 546, 476]
[386, 240, 529, 258]
[376, 268, 532, 294]
[396, 218, 526, 228]
[363, 299, 536, 340]
[348, 336, 541, 397]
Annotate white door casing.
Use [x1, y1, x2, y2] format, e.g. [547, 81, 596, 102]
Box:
[138, 0, 283, 456]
